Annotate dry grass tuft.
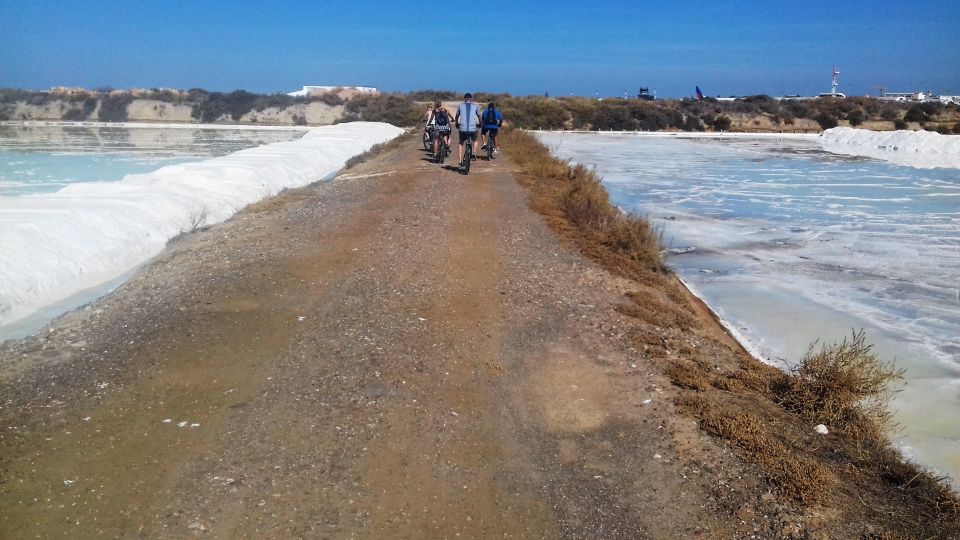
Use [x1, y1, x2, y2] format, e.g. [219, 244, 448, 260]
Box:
[666, 360, 710, 391]
[676, 394, 837, 504]
[501, 129, 664, 271]
[616, 290, 696, 329]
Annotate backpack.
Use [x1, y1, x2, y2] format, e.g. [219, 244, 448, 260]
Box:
[434, 109, 449, 126]
[484, 109, 498, 126]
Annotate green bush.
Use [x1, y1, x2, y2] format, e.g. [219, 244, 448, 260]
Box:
[682, 115, 704, 132]
[893, 119, 908, 130]
[846, 109, 866, 126]
[814, 112, 838, 130]
[253, 93, 307, 112]
[407, 89, 458, 102]
[472, 92, 512, 104]
[191, 90, 260, 122]
[628, 102, 673, 131]
[903, 105, 929, 123]
[711, 115, 732, 131]
[591, 103, 633, 130]
[143, 89, 185, 103]
[314, 92, 344, 106]
[501, 97, 568, 129]
[781, 99, 809, 119]
[191, 101, 226, 123]
[879, 106, 900, 121]
[98, 93, 133, 122]
[562, 98, 596, 129]
[186, 88, 209, 102]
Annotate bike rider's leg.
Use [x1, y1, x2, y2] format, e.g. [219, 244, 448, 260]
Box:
[458, 132, 466, 164]
[472, 132, 479, 159]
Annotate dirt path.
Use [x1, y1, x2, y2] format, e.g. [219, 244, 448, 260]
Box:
[1, 134, 789, 538]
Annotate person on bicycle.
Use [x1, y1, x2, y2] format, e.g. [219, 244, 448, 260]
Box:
[480, 102, 503, 154]
[422, 104, 436, 141]
[427, 101, 453, 161]
[454, 93, 482, 168]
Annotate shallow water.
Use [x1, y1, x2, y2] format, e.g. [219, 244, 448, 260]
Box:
[538, 131, 960, 484]
[0, 125, 306, 195]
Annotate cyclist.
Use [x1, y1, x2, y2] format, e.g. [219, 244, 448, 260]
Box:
[454, 93, 482, 169]
[422, 104, 436, 145]
[427, 100, 454, 162]
[480, 102, 503, 155]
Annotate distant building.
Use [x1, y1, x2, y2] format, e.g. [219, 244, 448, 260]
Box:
[878, 91, 947, 103]
[287, 86, 378, 98]
[48, 86, 92, 96]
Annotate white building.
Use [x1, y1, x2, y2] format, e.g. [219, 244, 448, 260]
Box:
[287, 86, 378, 98]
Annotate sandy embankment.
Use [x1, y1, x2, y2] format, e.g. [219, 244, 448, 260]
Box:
[6, 99, 343, 125]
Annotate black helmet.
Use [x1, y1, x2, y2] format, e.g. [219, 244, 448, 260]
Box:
[434, 100, 441, 107]
[464, 92, 473, 99]
[487, 102, 495, 109]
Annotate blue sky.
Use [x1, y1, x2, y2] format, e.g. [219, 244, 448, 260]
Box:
[2, 0, 958, 98]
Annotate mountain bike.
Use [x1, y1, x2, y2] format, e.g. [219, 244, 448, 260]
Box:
[462, 135, 473, 174]
[422, 127, 435, 151]
[485, 130, 496, 161]
[433, 130, 450, 164]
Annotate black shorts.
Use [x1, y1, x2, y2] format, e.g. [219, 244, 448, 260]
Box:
[481, 127, 499, 137]
[459, 131, 477, 143]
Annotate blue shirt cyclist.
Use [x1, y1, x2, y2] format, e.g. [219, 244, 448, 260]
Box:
[480, 103, 503, 153]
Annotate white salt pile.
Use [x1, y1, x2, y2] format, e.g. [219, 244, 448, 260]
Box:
[821, 127, 960, 169]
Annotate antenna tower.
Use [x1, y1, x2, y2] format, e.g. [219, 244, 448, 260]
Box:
[831, 66, 840, 94]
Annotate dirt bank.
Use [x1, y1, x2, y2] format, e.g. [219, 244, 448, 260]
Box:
[0, 132, 955, 538]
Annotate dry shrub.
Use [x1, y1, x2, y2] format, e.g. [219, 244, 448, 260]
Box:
[774, 330, 902, 431]
[617, 289, 696, 329]
[501, 129, 663, 271]
[709, 374, 745, 392]
[676, 394, 837, 504]
[666, 360, 710, 391]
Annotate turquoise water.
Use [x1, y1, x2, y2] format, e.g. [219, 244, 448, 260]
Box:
[0, 125, 306, 195]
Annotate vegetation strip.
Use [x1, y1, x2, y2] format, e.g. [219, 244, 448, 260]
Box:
[501, 128, 960, 537]
[4, 88, 959, 133]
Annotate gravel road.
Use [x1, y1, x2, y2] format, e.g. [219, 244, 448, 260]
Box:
[0, 134, 787, 538]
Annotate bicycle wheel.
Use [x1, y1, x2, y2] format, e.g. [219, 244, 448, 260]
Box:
[422, 131, 432, 150]
[463, 144, 472, 174]
[434, 136, 443, 164]
[486, 134, 494, 160]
